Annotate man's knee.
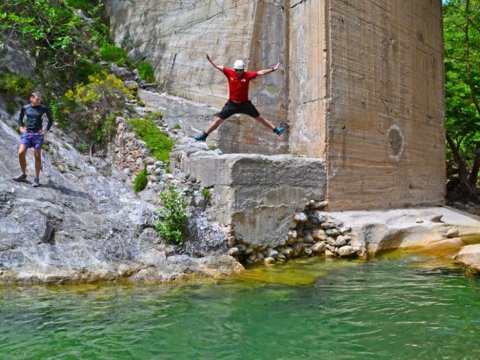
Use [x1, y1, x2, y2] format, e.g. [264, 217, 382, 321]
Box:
[18, 145, 27, 156]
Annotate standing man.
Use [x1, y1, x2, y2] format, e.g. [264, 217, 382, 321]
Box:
[193, 54, 285, 141]
[13, 92, 53, 187]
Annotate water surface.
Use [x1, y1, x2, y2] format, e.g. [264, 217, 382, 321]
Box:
[1, 257, 479, 359]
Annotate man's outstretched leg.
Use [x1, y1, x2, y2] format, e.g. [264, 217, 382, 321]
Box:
[193, 116, 225, 141]
[255, 115, 285, 136]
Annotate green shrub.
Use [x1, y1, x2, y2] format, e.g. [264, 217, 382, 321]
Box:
[100, 44, 129, 66]
[78, 143, 88, 153]
[0, 72, 34, 97]
[65, 0, 98, 12]
[75, 59, 104, 84]
[48, 98, 69, 130]
[6, 99, 17, 115]
[133, 166, 148, 192]
[201, 188, 212, 202]
[65, 72, 129, 143]
[155, 185, 189, 245]
[129, 115, 174, 163]
[137, 60, 155, 82]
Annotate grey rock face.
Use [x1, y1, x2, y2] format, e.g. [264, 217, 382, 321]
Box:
[0, 107, 242, 284]
[0, 36, 36, 76]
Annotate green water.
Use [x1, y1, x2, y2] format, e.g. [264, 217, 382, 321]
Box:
[1, 257, 479, 360]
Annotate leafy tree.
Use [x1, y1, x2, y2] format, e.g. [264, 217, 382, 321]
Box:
[443, 0, 480, 200]
[0, 0, 109, 95]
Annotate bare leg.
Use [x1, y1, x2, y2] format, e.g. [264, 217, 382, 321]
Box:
[205, 116, 225, 135]
[254, 115, 276, 131]
[18, 144, 27, 175]
[33, 148, 42, 178]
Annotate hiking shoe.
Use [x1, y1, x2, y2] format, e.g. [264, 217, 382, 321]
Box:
[274, 127, 285, 136]
[13, 174, 27, 182]
[32, 177, 40, 187]
[193, 132, 208, 141]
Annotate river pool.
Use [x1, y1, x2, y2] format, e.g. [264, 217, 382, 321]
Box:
[1, 256, 479, 359]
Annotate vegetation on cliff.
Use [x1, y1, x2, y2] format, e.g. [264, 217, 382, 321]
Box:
[443, 0, 480, 202]
[155, 185, 190, 245]
[0, 0, 155, 147]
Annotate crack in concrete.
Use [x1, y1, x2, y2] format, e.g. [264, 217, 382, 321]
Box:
[291, 0, 309, 9]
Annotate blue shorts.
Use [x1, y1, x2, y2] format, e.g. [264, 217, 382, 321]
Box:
[20, 131, 44, 149]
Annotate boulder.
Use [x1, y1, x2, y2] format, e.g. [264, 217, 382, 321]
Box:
[455, 245, 480, 275]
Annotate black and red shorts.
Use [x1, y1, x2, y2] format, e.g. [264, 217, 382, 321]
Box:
[217, 100, 260, 119]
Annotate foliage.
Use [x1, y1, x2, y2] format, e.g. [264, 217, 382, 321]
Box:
[133, 166, 148, 193]
[0, 0, 113, 98]
[65, 0, 99, 12]
[64, 72, 130, 144]
[77, 142, 88, 153]
[1, 0, 86, 77]
[155, 185, 189, 245]
[128, 114, 174, 163]
[75, 58, 104, 85]
[100, 44, 129, 66]
[443, 0, 480, 199]
[47, 98, 68, 130]
[136, 60, 155, 83]
[0, 72, 34, 96]
[201, 187, 212, 203]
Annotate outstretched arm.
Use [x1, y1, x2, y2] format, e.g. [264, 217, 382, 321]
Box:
[206, 54, 224, 72]
[257, 62, 280, 76]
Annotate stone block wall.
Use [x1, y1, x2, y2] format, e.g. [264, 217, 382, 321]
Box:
[183, 154, 325, 246]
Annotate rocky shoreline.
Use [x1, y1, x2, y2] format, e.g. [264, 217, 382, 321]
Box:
[2, 90, 480, 285]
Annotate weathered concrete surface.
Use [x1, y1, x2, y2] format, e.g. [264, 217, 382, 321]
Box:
[327, 0, 444, 210]
[288, 0, 328, 157]
[174, 152, 326, 247]
[105, 0, 288, 155]
[288, 0, 445, 210]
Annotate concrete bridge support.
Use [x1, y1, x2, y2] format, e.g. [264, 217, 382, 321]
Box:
[106, 0, 445, 215]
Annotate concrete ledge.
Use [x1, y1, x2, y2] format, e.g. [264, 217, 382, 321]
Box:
[184, 154, 326, 246]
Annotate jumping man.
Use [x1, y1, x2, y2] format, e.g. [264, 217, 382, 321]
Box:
[13, 92, 53, 187]
[193, 54, 285, 141]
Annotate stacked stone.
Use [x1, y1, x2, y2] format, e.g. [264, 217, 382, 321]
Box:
[111, 117, 181, 194]
[227, 201, 364, 266]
